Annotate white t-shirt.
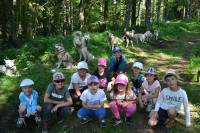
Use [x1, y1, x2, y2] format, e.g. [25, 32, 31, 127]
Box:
[110, 91, 136, 101]
[142, 80, 161, 94]
[155, 87, 191, 126]
[80, 89, 106, 105]
[68, 72, 91, 90]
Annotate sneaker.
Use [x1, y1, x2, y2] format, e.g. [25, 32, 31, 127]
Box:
[125, 117, 132, 124]
[35, 116, 41, 124]
[80, 117, 91, 125]
[100, 119, 106, 128]
[16, 117, 26, 128]
[113, 118, 122, 126]
[42, 122, 49, 133]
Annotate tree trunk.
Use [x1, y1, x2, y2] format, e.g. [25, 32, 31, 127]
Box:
[145, 0, 151, 30]
[103, 0, 109, 21]
[186, 0, 192, 19]
[79, 0, 85, 30]
[156, 0, 161, 23]
[163, 0, 168, 22]
[1, 0, 8, 45]
[124, 0, 133, 30]
[131, 0, 137, 27]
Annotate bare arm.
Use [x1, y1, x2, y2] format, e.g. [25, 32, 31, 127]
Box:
[73, 83, 82, 96]
[56, 96, 73, 108]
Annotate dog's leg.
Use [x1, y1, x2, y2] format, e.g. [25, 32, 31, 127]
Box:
[56, 60, 62, 69]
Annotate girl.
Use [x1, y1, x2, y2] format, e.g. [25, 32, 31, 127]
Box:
[109, 74, 137, 126]
[108, 47, 126, 78]
[77, 75, 107, 128]
[17, 79, 42, 128]
[149, 70, 191, 128]
[130, 62, 145, 95]
[138, 67, 161, 112]
[93, 57, 110, 90]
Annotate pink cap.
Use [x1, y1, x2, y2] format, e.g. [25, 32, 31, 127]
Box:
[115, 74, 128, 85]
[97, 58, 107, 67]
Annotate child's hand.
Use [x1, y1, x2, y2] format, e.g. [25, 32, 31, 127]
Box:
[31, 111, 36, 115]
[51, 105, 59, 113]
[122, 102, 128, 107]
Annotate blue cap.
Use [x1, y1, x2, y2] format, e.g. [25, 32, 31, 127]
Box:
[87, 75, 99, 85]
[113, 47, 121, 53]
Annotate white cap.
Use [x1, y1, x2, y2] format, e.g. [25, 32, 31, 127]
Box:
[77, 61, 88, 70]
[133, 62, 143, 69]
[20, 79, 34, 87]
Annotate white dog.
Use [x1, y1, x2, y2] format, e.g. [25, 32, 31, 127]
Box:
[0, 59, 20, 76]
[73, 31, 94, 62]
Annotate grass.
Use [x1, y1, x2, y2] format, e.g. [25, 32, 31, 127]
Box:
[0, 19, 200, 133]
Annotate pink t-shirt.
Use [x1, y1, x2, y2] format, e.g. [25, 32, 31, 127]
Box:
[142, 80, 161, 94]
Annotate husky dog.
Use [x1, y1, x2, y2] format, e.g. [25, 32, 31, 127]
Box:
[144, 30, 153, 42]
[108, 32, 123, 51]
[0, 59, 20, 76]
[132, 33, 146, 44]
[123, 29, 135, 47]
[154, 30, 159, 40]
[73, 31, 94, 62]
[54, 43, 74, 69]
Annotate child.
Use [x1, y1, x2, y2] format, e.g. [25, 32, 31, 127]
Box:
[130, 62, 145, 95]
[16, 79, 42, 128]
[138, 67, 161, 112]
[149, 70, 191, 128]
[42, 72, 72, 133]
[108, 47, 126, 78]
[109, 74, 137, 126]
[77, 75, 107, 127]
[93, 57, 111, 90]
[68, 61, 91, 109]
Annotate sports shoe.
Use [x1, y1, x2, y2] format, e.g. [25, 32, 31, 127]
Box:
[113, 118, 122, 126]
[80, 117, 91, 125]
[125, 117, 132, 124]
[100, 119, 106, 128]
[42, 122, 49, 133]
[35, 116, 41, 124]
[16, 117, 26, 128]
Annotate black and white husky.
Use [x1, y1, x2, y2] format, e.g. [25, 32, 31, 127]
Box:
[54, 43, 74, 69]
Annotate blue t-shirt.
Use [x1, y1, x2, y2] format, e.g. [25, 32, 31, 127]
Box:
[108, 54, 126, 74]
[19, 89, 38, 114]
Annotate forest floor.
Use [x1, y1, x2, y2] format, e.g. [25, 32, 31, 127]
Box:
[0, 31, 200, 133]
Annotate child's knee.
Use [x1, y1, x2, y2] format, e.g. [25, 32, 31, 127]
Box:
[109, 101, 117, 108]
[37, 105, 42, 112]
[18, 105, 26, 114]
[127, 104, 136, 113]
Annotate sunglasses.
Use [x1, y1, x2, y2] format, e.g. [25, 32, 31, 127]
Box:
[54, 80, 65, 83]
[89, 82, 99, 86]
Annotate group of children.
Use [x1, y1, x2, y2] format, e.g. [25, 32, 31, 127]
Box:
[16, 47, 191, 133]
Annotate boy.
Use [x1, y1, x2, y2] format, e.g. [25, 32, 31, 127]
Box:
[17, 79, 41, 128]
[148, 70, 191, 128]
[42, 72, 72, 133]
